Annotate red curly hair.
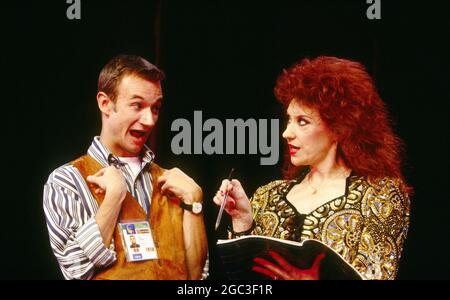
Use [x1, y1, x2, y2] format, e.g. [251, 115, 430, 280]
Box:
[274, 56, 409, 190]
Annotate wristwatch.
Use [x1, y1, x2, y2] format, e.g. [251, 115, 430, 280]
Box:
[179, 201, 203, 214]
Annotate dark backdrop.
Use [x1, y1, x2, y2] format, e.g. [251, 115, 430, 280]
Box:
[2, 0, 449, 279]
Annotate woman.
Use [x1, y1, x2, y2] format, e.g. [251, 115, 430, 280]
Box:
[213, 56, 411, 280]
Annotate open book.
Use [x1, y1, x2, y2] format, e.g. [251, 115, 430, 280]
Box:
[216, 235, 362, 280]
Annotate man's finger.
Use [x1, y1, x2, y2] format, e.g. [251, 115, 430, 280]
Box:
[92, 168, 106, 177]
[159, 181, 170, 195]
[87, 168, 106, 183]
[160, 182, 177, 200]
[87, 175, 100, 186]
[156, 175, 167, 189]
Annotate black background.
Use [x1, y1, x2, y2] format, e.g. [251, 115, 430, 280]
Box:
[2, 0, 449, 279]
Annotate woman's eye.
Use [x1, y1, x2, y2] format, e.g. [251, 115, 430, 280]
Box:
[286, 117, 308, 126]
[298, 119, 308, 126]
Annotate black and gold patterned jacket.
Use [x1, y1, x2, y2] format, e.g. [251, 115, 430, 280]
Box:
[231, 173, 410, 280]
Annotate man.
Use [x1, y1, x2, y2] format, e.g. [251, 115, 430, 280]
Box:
[129, 236, 140, 252]
[43, 55, 207, 280]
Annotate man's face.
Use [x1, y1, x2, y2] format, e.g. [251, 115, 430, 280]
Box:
[130, 236, 137, 244]
[102, 74, 162, 157]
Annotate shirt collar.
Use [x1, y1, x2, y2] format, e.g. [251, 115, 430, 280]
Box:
[87, 136, 155, 167]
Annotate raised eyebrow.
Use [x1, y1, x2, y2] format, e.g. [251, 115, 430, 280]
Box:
[130, 94, 145, 101]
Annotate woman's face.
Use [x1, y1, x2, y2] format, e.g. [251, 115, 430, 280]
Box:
[282, 100, 337, 167]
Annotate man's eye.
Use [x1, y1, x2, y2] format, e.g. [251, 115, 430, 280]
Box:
[152, 106, 161, 114]
[132, 103, 141, 109]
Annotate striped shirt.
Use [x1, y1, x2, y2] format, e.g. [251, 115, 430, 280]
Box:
[43, 137, 155, 280]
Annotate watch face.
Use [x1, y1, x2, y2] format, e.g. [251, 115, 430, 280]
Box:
[192, 202, 203, 214]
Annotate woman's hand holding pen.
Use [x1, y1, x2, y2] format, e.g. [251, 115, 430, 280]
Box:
[213, 179, 253, 232]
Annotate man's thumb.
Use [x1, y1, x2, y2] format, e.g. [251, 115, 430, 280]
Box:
[87, 175, 97, 184]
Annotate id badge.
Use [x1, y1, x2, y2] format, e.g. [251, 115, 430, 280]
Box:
[118, 220, 158, 262]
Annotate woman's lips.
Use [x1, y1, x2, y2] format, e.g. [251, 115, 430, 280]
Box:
[288, 144, 300, 155]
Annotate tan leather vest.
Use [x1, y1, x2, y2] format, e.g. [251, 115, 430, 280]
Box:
[71, 155, 188, 280]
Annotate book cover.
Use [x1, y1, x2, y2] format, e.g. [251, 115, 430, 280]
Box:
[216, 235, 362, 280]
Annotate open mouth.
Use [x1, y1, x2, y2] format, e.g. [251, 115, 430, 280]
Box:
[130, 129, 147, 139]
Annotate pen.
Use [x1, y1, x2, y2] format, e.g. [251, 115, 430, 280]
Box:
[215, 168, 234, 230]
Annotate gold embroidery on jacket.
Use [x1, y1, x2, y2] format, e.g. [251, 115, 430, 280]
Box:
[246, 175, 410, 280]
